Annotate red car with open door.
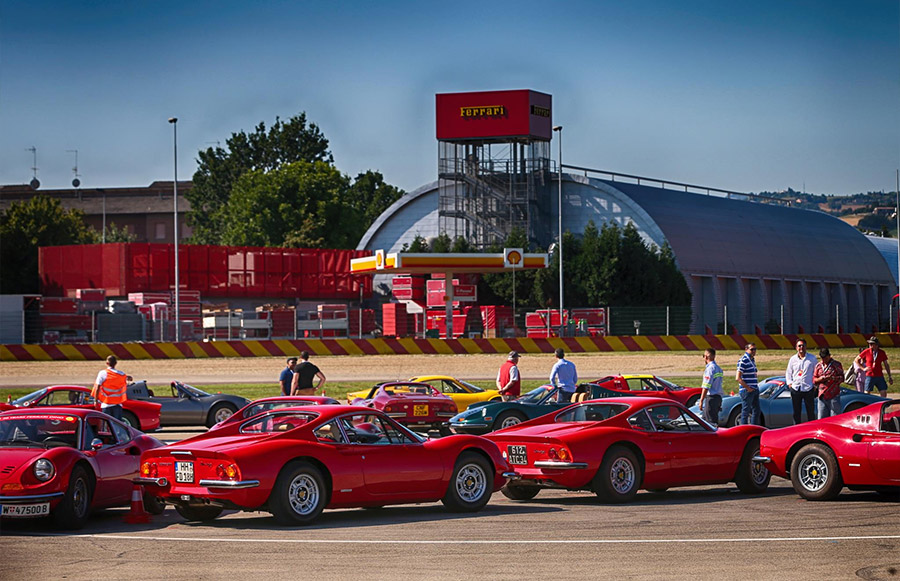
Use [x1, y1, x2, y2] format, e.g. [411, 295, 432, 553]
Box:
[755, 399, 900, 501]
[488, 396, 770, 503]
[136, 405, 511, 525]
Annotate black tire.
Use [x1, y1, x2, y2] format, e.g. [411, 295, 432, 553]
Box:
[53, 465, 93, 529]
[175, 504, 223, 522]
[592, 446, 642, 503]
[442, 451, 494, 512]
[493, 411, 526, 431]
[790, 443, 843, 501]
[269, 461, 328, 525]
[144, 492, 166, 515]
[207, 403, 237, 428]
[727, 407, 742, 427]
[501, 484, 540, 501]
[685, 395, 700, 408]
[121, 411, 140, 431]
[735, 438, 771, 494]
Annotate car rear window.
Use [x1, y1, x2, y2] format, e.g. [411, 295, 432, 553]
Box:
[556, 403, 629, 423]
[240, 412, 317, 434]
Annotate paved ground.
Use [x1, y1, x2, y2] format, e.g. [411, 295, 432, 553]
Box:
[2, 478, 898, 580]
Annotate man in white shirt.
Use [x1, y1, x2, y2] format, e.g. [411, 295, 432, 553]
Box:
[785, 338, 817, 424]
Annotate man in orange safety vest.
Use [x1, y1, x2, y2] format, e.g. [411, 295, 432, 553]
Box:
[91, 355, 129, 421]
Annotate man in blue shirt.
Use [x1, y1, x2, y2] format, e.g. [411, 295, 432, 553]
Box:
[279, 357, 298, 396]
[698, 348, 724, 427]
[549, 348, 578, 402]
[736, 343, 760, 425]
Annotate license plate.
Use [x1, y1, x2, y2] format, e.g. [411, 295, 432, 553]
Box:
[1, 503, 50, 517]
[413, 405, 428, 416]
[507, 445, 528, 465]
[175, 461, 194, 484]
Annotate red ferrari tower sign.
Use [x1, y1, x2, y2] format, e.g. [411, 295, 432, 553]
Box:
[436, 90, 552, 141]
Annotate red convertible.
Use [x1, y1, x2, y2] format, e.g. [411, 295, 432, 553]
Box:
[0, 385, 162, 432]
[208, 395, 340, 431]
[487, 397, 770, 503]
[352, 382, 458, 435]
[755, 400, 900, 501]
[137, 405, 511, 525]
[590, 375, 703, 408]
[0, 408, 165, 528]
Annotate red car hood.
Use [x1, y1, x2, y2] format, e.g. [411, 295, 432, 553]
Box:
[0, 446, 48, 478]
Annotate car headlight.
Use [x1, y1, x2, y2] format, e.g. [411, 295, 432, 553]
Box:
[34, 458, 55, 482]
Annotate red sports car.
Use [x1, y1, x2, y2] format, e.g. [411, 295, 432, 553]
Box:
[136, 405, 511, 525]
[755, 399, 900, 501]
[590, 375, 703, 408]
[352, 382, 458, 435]
[208, 395, 340, 431]
[0, 385, 162, 432]
[487, 396, 770, 503]
[0, 408, 165, 528]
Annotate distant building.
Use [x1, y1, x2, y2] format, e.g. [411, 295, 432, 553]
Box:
[0, 181, 193, 243]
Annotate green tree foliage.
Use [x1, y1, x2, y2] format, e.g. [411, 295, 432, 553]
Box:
[188, 113, 332, 244]
[103, 222, 137, 243]
[0, 196, 99, 293]
[348, 171, 404, 227]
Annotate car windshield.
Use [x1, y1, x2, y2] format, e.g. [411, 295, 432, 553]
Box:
[652, 377, 683, 391]
[176, 382, 210, 397]
[458, 380, 484, 393]
[515, 386, 557, 405]
[381, 384, 434, 396]
[881, 401, 900, 433]
[555, 403, 629, 422]
[759, 381, 784, 399]
[12, 389, 47, 406]
[0, 414, 82, 447]
[240, 411, 318, 434]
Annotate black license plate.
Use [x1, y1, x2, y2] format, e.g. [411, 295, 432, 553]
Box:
[507, 444, 528, 465]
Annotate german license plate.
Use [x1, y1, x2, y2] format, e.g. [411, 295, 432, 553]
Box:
[413, 405, 428, 416]
[1, 503, 50, 517]
[175, 461, 194, 483]
[507, 445, 528, 465]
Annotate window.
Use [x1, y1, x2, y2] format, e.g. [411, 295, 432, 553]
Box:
[154, 223, 166, 240]
[314, 421, 346, 443]
[338, 413, 418, 445]
[111, 420, 131, 443]
[240, 412, 315, 434]
[86, 417, 118, 447]
[556, 403, 628, 423]
[45, 390, 85, 406]
[628, 410, 655, 431]
[646, 405, 708, 432]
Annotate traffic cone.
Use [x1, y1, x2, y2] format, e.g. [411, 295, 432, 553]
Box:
[124, 483, 151, 524]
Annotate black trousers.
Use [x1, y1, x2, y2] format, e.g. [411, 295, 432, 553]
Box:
[791, 389, 816, 424]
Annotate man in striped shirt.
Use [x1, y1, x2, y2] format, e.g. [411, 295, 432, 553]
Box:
[698, 348, 724, 427]
[736, 343, 761, 425]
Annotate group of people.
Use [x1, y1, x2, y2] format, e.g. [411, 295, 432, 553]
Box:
[278, 351, 327, 396]
[496, 348, 578, 402]
[698, 336, 891, 427]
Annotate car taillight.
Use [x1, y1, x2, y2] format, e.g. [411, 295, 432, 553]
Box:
[385, 405, 394, 412]
[216, 463, 238, 480]
[558, 448, 571, 462]
[548, 448, 558, 460]
[141, 462, 158, 477]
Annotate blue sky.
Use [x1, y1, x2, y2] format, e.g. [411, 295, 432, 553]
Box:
[1, 0, 897, 196]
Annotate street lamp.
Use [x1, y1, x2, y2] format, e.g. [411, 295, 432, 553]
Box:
[168, 117, 180, 343]
[553, 125, 563, 336]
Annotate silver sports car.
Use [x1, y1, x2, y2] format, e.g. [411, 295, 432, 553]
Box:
[126, 380, 250, 427]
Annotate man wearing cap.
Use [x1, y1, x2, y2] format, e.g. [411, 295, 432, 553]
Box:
[855, 336, 892, 398]
[813, 348, 844, 419]
[497, 351, 521, 402]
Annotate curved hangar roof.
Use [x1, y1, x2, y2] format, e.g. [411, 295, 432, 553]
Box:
[358, 174, 894, 286]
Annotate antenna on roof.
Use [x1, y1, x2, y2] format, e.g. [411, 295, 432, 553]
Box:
[26, 146, 39, 189]
[67, 149, 81, 188]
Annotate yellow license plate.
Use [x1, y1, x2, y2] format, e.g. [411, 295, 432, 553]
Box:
[413, 405, 428, 416]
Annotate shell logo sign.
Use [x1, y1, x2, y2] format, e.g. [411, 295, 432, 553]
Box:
[504, 248, 524, 268]
[375, 249, 385, 270]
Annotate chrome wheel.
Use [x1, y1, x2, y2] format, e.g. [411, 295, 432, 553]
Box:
[455, 462, 488, 503]
[797, 453, 829, 492]
[288, 473, 321, 516]
[751, 459, 770, 487]
[214, 406, 234, 424]
[609, 457, 636, 494]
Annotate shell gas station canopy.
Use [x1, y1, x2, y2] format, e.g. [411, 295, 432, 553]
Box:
[350, 249, 549, 337]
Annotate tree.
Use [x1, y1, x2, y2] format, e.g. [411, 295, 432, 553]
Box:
[0, 196, 99, 293]
[187, 113, 332, 244]
[103, 222, 137, 243]
[347, 171, 404, 227]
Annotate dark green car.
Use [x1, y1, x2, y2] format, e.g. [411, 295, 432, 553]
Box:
[447, 383, 629, 435]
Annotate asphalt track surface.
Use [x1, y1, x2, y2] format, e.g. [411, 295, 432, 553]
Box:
[2, 430, 899, 580]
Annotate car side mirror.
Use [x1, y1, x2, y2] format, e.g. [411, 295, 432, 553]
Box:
[852, 433, 863, 443]
[91, 438, 104, 451]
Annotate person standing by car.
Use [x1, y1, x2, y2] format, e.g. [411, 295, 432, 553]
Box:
[90, 355, 129, 421]
[851, 346, 867, 393]
[785, 338, 817, 424]
[279, 357, 297, 396]
[496, 351, 521, 402]
[855, 336, 893, 398]
[291, 351, 326, 396]
[813, 347, 844, 419]
[736, 343, 760, 425]
[549, 348, 578, 403]
[698, 348, 724, 427]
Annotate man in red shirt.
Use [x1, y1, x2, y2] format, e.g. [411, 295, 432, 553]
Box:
[855, 336, 892, 398]
[496, 351, 521, 402]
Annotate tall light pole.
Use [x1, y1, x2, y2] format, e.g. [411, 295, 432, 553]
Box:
[895, 169, 899, 332]
[553, 125, 564, 336]
[168, 117, 180, 342]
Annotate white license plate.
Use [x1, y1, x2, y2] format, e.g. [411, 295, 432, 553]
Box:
[1, 503, 50, 517]
[507, 445, 528, 465]
[175, 461, 194, 484]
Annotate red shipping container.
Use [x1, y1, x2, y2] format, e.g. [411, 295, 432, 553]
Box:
[40, 297, 79, 314]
